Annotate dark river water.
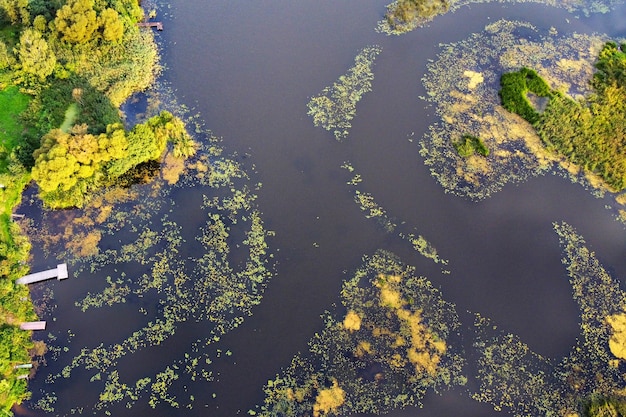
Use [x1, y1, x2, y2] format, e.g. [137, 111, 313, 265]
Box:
[21, 1, 626, 416]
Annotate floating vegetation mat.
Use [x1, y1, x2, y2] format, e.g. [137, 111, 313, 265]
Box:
[377, 0, 625, 35]
[255, 250, 466, 416]
[472, 221, 626, 416]
[307, 46, 381, 141]
[21, 132, 275, 414]
[255, 221, 626, 417]
[341, 161, 449, 268]
[420, 20, 612, 200]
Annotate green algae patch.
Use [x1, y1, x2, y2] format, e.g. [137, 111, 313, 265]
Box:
[471, 222, 626, 416]
[420, 20, 609, 200]
[255, 250, 465, 416]
[307, 46, 381, 140]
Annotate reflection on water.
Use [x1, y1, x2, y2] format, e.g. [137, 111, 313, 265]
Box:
[21, 0, 626, 416]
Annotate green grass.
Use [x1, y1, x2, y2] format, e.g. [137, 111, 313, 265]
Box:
[0, 86, 29, 152]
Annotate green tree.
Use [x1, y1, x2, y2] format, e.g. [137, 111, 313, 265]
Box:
[54, 0, 98, 44]
[17, 28, 56, 80]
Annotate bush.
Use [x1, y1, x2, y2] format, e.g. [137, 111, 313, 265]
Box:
[453, 134, 489, 158]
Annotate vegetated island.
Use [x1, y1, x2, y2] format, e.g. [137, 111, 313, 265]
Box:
[499, 41, 626, 191]
[419, 20, 626, 203]
[0, 0, 194, 413]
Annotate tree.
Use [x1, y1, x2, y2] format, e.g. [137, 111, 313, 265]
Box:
[17, 28, 56, 80]
[0, 40, 14, 70]
[54, 0, 98, 44]
[31, 124, 128, 207]
[0, 0, 29, 25]
[31, 137, 81, 193]
[98, 8, 124, 43]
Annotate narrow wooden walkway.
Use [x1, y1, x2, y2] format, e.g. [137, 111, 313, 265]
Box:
[17, 263, 68, 285]
[138, 22, 163, 30]
[20, 321, 46, 330]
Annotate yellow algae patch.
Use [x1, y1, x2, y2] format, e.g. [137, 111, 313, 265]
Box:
[607, 313, 626, 360]
[313, 380, 345, 417]
[343, 310, 362, 332]
[463, 70, 484, 89]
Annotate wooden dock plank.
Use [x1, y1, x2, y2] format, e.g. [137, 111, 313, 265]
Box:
[20, 321, 46, 330]
[17, 263, 68, 284]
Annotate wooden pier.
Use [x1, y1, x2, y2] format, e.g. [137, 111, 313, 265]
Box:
[138, 22, 163, 30]
[20, 321, 46, 331]
[17, 263, 68, 285]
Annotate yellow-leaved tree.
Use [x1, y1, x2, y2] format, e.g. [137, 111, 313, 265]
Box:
[54, 0, 98, 44]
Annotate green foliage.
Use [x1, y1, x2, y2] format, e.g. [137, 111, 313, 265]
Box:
[307, 46, 381, 140]
[34, 76, 121, 134]
[585, 397, 626, 417]
[0, 40, 13, 70]
[106, 111, 181, 179]
[592, 41, 626, 90]
[499, 67, 553, 124]
[453, 134, 489, 157]
[97, 8, 123, 43]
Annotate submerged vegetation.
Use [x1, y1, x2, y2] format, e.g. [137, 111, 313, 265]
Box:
[472, 222, 626, 416]
[256, 251, 465, 416]
[341, 162, 448, 266]
[307, 46, 381, 140]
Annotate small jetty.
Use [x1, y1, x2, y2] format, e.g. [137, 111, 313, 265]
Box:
[17, 263, 68, 285]
[20, 321, 46, 331]
[14, 364, 33, 369]
[138, 22, 163, 31]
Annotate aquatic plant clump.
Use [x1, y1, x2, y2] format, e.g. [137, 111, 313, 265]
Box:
[377, 0, 624, 35]
[341, 162, 448, 266]
[307, 46, 382, 140]
[256, 250, 466, 416]
[471, 222, 626, 416]
[420, 20, 607, 200]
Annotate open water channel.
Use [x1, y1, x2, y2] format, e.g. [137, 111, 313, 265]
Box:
[19, 0, 626, 416]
